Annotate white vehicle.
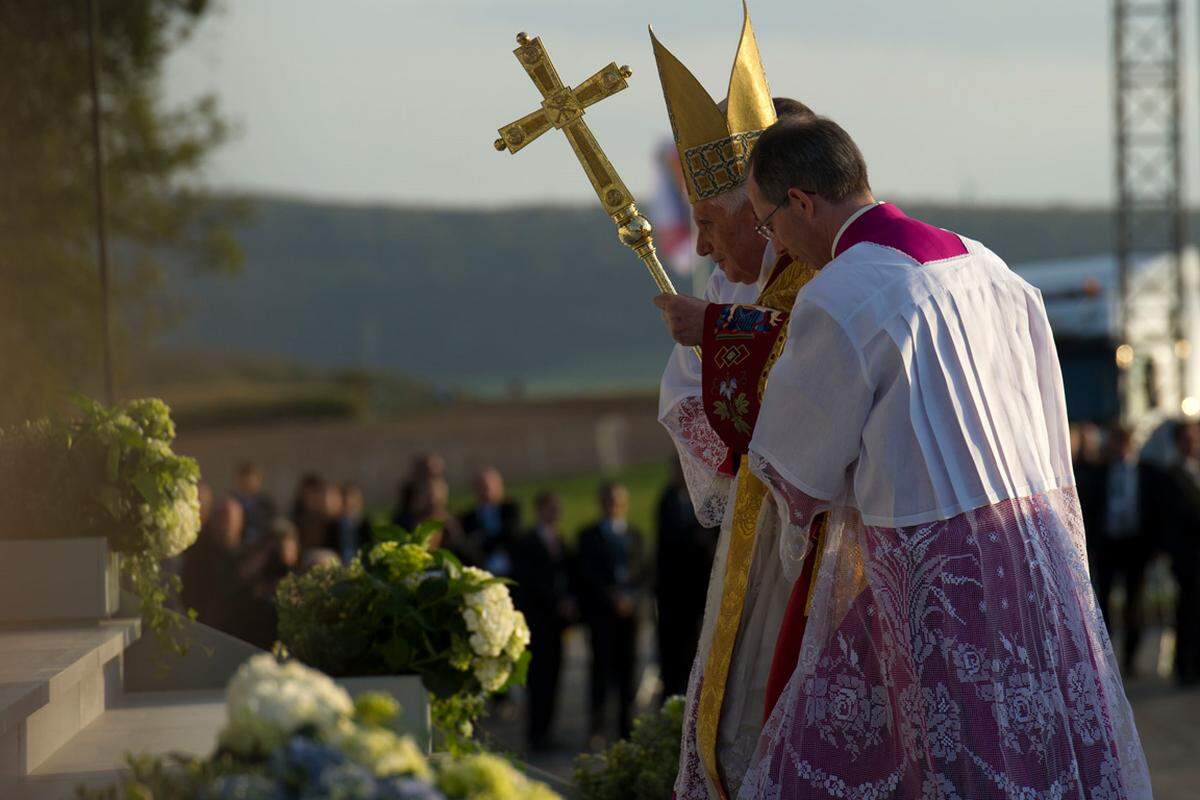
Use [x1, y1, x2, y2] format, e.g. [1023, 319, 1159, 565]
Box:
[1013, 248, 1200, 440]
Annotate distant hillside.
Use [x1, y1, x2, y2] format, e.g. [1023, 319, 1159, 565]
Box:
[124, 349, 441, 428]
[158, 197, 1158, 394]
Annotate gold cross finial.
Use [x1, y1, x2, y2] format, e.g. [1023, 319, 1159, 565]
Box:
[494, 33, 636, 216]
[493, 32, 696, 358]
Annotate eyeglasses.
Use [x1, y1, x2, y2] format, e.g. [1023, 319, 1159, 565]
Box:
[754, 190, 818, 240]
[755, 198, 789, 240]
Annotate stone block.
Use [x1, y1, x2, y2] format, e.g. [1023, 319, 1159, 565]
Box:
[0, 539, 119, 622]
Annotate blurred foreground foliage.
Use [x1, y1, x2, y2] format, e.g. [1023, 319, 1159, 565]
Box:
[0, 0, 245, 425]
[573, 695, 685, 800]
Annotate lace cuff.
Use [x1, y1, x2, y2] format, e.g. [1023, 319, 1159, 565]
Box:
[748, 452, 829, 580]
[661, 396, 732, 528]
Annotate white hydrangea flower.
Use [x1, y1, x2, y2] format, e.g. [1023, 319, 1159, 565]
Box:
[461, 567, 518, 659]
[219, 655, 354, 755]
[505, 612, 530, 661]
[159, 479, 200, 557]
[473, 657, 512, 693]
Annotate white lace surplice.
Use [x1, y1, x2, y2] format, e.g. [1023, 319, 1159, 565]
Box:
[739, 235, 1152, 799]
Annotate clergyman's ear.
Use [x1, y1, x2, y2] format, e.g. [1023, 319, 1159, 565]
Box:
[787, 186, 814, 216]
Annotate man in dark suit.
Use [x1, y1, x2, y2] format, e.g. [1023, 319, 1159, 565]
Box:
[1087, 425, 1154, 675]
[511, 491, 576, 751]
[1074, 422, 1106, 557]
[1166, 420, 1200, 685]
[232, 461, 276, 547]
[332, 482, 372, 563]
[576, 482, 645, 746]
[655, 458, 717, 698]
[458, 467, 521, 575]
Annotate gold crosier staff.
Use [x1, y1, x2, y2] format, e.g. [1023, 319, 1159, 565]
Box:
[493, 32, 700, 359]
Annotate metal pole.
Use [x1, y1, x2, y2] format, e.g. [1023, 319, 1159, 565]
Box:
[1113, 0, 1131, 420]
[87, 0, 115, 404]
[1111, 0, 1185, 420]
[1169, 0, 1186, 407]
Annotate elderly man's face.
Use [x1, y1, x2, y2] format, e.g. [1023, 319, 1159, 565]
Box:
[692, 194, 766, 284]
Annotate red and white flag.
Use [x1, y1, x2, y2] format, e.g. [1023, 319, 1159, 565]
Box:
[647, 139, 696, 276]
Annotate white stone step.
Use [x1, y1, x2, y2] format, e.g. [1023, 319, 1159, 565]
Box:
[14, 688, 225, 800]
[0, 620, 140, 783]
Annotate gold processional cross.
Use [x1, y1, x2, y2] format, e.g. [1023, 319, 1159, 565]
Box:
[494, 33, 699, 358]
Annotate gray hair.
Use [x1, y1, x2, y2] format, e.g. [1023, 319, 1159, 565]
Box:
[750, 115, 871, 205]
[710, 182, 749, 213]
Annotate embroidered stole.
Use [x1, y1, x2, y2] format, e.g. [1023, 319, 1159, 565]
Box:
[695, 257, 818, 797]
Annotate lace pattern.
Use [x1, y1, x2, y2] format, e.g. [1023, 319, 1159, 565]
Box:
[662, 396, 732, 528]
[749, 452, 830, 581]
[675, 668, 713, 800]
[734, 486, 1152, 800]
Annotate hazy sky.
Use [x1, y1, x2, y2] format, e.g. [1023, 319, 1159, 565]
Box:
[164, 0, 1200, 207]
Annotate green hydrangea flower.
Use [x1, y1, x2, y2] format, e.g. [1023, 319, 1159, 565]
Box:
[125, 397, 176, 442]
[369, 541, 434, 584]
[437, 753, 561, 800]
[353, 691, 400, 727]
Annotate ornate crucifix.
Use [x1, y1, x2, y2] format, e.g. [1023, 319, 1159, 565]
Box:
[495, 33, 695, 355]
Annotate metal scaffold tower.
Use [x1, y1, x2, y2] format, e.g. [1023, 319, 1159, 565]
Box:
[1112, 0, 1187, 419]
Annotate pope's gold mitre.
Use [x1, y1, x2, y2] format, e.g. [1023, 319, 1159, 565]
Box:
[650, 1, 776, 203]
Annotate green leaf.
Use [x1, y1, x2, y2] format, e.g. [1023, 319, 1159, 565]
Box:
[97, 485, 124, 520]
[505, 650, 532, 689]
[422, 667, 469, 698]
[439, 552, 463, 578]
[414, 519, 443, 546]
[417, 576, 449, 605]
[106, 445, 121, 482]
[712, 401, 730, 420]
[378, 636, 413, 671]
[132, 472, 158, 504]
[372, 526, 404, 544]
[734, 392, 750, 415]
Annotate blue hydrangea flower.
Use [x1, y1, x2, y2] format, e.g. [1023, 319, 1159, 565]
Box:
[375, 776, 448, 800]
[302, 762, 379, 800]
[269, 735, 348, 787]
[207, 773, 285, 800]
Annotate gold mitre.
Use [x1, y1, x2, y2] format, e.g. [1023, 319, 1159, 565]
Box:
[650, 1, 776, 203]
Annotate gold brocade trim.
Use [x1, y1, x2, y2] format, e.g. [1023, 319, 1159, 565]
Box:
[696, 458, 767, 798]
[683, 130, 762, 201]
[759, 261, 819, 315]
[695, 258, 816, 797]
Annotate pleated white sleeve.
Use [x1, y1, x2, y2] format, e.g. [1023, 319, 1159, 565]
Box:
[748, 298, 872, 573]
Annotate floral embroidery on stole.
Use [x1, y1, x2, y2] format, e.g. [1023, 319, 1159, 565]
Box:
[695, 258, 818, 797]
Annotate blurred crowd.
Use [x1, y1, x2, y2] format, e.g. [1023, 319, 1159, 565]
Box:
[180, 454, 716, 753]
[180, 416, 1200, 754]
[1073, 418, 1200, 686]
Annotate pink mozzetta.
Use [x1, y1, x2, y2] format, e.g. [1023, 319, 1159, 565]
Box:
[833, 202, 968, 264]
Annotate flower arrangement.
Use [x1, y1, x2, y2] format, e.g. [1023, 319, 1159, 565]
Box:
[78, 654, 561, 800]
[275, 523, 531, 746]
[0, 396, 200, 653]
[573, 695, 686, 800]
